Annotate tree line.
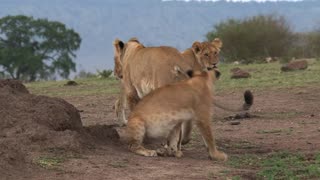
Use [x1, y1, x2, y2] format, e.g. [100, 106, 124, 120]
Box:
[206, 15, 320, 63]
[1, 15, 319, 81]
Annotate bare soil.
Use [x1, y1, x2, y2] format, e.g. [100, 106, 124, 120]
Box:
[1, 80, 319, 179]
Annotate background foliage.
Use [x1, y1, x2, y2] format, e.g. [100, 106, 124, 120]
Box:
[206, 15, 320, 64]
[0, 15, 81, 81]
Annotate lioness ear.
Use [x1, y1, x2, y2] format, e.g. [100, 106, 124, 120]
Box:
[113, 39, 125, 53]
[192, 41, 202, 54]
[212, 38, 223, 49]
[128, 37, 140, 43]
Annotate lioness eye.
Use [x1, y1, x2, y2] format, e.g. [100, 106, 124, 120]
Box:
[204, 53, 209, 57]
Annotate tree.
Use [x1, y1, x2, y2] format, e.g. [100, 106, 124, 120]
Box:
[0, 15, 81, 81]
[206, 15, 294, 63]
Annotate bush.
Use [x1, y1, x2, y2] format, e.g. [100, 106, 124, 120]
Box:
[289, 31, 320, 58]
[96, 69, 113, 79]
[75, 70, 96, 79]
[206, 15, 294, 63]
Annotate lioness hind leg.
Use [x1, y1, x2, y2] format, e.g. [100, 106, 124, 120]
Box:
[127, 117, 157, 157]
[181, 121, 193, 145]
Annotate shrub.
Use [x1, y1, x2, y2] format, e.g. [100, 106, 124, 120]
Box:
[96, 69, 113, 79]
[206, 15, 294, 63]
[75, 70, 96, 79]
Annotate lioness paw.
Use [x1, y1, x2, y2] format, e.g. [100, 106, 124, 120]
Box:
[209, 151, 228, 162]
[156, 148, 168, 156]
[175, 151, 183, 158]
[142, 150, 158, 157]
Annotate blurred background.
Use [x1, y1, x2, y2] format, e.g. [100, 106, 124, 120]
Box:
[0, 0, 319, 80]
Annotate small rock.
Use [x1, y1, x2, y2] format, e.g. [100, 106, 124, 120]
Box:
[230, 121, 241, 125]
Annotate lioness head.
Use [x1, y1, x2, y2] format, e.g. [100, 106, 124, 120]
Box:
[113, 38, 142, 79]
[191, 38, 223, 71]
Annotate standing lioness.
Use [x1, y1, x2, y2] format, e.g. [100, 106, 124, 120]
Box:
[126, 69, 227, 161]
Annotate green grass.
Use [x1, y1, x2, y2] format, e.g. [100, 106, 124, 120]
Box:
[25, 77, 120, 97]
[228, 152, 320, 179]
[35, 156, 65, 169]
[215, 61, 320, 92]
[108, 159, 129, 168]
[25, 61, 320, 97]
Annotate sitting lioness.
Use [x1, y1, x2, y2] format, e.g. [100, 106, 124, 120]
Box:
[125, 68, 227, 161]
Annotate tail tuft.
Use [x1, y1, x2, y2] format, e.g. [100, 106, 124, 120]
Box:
[244, 90, 254, 105]
[242, 90, 254, 111]
[186, 70, 194, 78]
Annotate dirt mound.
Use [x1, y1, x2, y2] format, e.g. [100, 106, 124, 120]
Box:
[281, 59, 308, 72]
[0, 79, 119, 175]
[230, 67, 251, 79]
[0, 79, 29, 93]
[64, 80, 78, 86]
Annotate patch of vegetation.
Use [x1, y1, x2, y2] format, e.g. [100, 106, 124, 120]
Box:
[97, 69, 113, 79]
[215, 61, 320, 92]
[228, 152, 320, 179]
[258, 152, 320, 179]
[256, 128, 293, 135]
[109, 159, 129, 168]
[25, 77, 120, 97]
[228, 154, 261, 168]
[25, 61, 320, 97]
[35, 156, 65, 169]
[231, 176, 241, 180]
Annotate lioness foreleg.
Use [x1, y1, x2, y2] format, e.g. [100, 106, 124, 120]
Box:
[115, 87, 128, 125]
[181, 121, 193, 145]
[195, 117, 227, 161]
[158, 122, 183, 158]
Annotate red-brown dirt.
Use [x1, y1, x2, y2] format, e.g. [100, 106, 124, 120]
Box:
[0, 80, 119, 179]
[1, 79, 319, 179]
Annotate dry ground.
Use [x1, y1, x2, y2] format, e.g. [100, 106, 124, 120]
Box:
[2, 62, 320, 179]
[11, 85, 317, 180]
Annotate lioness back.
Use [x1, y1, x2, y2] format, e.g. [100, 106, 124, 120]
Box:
[128, 46, 190, 84]
[124, 45, 192, 98]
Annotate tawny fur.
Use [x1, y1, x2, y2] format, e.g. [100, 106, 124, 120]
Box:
[125, 70, 227, 161]
[113, 38, 223, 125]
[113, 38, 253, 145]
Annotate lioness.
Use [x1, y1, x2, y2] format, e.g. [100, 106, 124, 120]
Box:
[113, 38, 193, 112]
[125, 68, 227, 161]
[113, 38, 240, 119]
